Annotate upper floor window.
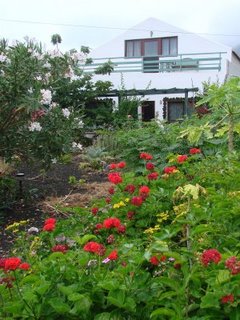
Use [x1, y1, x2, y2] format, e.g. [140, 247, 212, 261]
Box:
[125, 37, 178, 58]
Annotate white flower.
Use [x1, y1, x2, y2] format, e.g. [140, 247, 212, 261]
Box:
[0, 53, 10, 63]
[43, 62, 51, 69]
[48, 49, 62, 58]
[74, 118, 84, 128]
[51, 158, 57, 164]
[35, 75, 42, 81]
[40, 89, 52, 105]
[28, 87, 33, 94]
[64, 66, 75, 79]
[62, 108, 71, 118]
[27, 227, 39, 234]
[72, 142, 83, 150]
[29, 122, 42, 132]
[71, 52, 84, 62]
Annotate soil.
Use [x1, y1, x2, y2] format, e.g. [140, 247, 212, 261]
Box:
[0, 155, 112, 256]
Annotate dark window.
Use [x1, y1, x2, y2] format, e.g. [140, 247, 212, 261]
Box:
[125, 37, 177, 58]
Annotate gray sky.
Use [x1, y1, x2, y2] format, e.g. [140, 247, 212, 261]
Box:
[1, 0, 240, 52]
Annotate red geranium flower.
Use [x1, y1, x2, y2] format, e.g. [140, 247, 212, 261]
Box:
[221, 294, 234, 304]
[52, 244, 68, 253]
[117, 161, 126, 169]
[225, 256, 240, 275]
[83, 241, 106, 256]
[150, 256, 159, 266]
[140, 152, 153, 160]
[139, 185, 150, 195]
[108, 172, 122, 185]
[103, 217, 121, 229]
[131, 196, 143, 206]
[44, 218, 56, 225]
[177, 155, 188, 163]
[127, 211, 135, 220]
[91, 207, 99, 215]
[147, 172, 159, 180]
[108, 250, 118, 260]
[95, 223, 103, 230]
[105, 197, 111, 204]
[108, 186, 115, 194]
[201, 249, 221, 266]
[117, 224, 126, 234]
[163, 166, 177, 174]
[19, 263, 31, 270]
[189, 148, 201, 154]
[43, 223, 55, 232]
[124, 184, 136, 194]
[4, 257, 22, 271]
[109, 163, 117, 170]
[146, 162, 155, 170]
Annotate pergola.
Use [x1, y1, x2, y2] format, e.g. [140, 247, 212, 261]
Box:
[98, 87, 199, 116]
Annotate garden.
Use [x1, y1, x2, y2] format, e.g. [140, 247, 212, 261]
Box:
[1, 35, 240, 319]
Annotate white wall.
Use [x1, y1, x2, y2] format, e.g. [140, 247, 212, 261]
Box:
[90, 18, 236, 119]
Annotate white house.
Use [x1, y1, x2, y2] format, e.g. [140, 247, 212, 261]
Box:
[83, 18, 240, 121]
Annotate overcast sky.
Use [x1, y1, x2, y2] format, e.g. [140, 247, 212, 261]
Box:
[1, 0, 240, 52]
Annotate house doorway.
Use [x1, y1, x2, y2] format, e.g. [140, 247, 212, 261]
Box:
[141, 101, 155, 121]
[163, 98, 194, 122]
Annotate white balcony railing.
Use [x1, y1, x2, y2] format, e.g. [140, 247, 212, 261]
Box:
[82, 51, 227, 74]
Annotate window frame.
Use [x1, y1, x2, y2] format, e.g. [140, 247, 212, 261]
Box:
[125, 37, 178, 58]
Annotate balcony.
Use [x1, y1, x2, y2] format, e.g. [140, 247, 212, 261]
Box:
[82, 52, 227, 74]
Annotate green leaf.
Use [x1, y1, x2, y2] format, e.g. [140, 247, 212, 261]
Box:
[107, 290, 125, 308]
[94, 313, 111, 320]
[98, 279, 120, 291]
[48, 297, 71, 314]
[35, 282, 51, 295]
[76, 234, 97, 245]
[151, 308, 176, 318]
[216, 270, 230, 284]
[200, 293, 220, 309]
[70, 295, 92, 314]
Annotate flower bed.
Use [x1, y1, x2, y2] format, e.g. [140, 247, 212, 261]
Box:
[1, 149, 240, 319]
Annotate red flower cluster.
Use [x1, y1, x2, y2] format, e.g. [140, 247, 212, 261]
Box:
[131, 196, 143, 206]
[163, 166, 177, 174]
[91, 207, 99, 215]
[4, 257, 21, 271]
[109, 161, 126, 170]
[108, 250, 118, 260]
[127, 211, 135, 220]
[108, 172, 123, 185]
[140, 152, 153, 160]
[221, 294, 234, 304]
[146, 162, 155, 171]
[83, 241, 106, 256]
[150, 256, 159, 266]
[189, 148, 201, 154]
[225, 256, 240, 275]
[201, 249, 222, 266]
[147, 172, 159, 180]
[177, 155, 188, 164]
[108, 186, 115, 194]
[124, 184, 136, 194]
[117, 224, 126, 234]
[2, 257, 30, 271]
[103, 217, 121, 229]
[52, 244, 68, 253]
[139, 185, 150, 195]
[43, 218, 56, 232]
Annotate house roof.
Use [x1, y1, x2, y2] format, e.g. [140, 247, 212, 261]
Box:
[92, 17, 239, 58]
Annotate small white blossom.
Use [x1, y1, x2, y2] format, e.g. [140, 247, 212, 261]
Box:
[62, 108, 71, 118]
[48, 49, 62, 58]
[35, 75, 42, 81]
[72, 142, 83, 150]
[0, 53, 10, 63]
[43, 62, 51, 69]
[27, 227, 39, 234]
[71, 52, 84, 62]
[51, 158, 57, 164]
[40, 89, 52, 105]
[29, 122, 42, 132]
[28, 87, 33, 94]
[64, 66, 75, 79]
